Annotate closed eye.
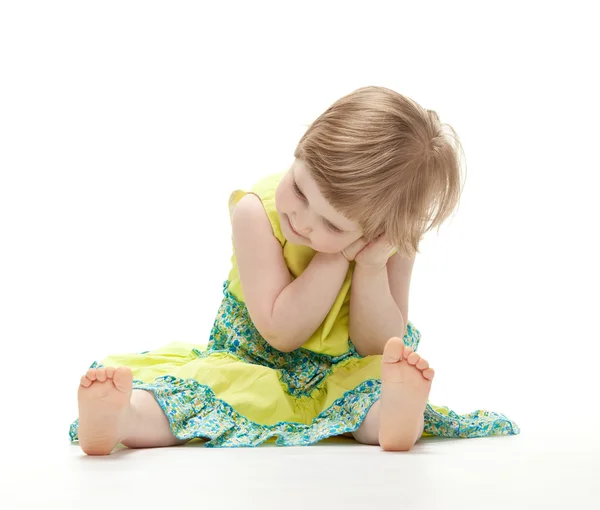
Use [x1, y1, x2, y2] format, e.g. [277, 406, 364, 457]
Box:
[293, 181, 305, 200]
[324, 219, 344, 234]
[294, 179, 344, 234]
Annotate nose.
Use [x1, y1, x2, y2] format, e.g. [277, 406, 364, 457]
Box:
[292, 213, 312, 235]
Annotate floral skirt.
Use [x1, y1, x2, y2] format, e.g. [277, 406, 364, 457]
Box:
[69, 284, 520, 447]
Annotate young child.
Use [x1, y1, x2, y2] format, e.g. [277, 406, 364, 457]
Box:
[70, 86, 519, 455]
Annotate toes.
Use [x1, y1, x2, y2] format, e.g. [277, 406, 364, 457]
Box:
[96, 368, 107, 382]
[383, 337, 405, 363]
[113, 367, 133, 394]
[406, 352, 420, 365]
[422, 368, 435, 381]
[80, 375, 93, 388]
[105, 366, 116, 379]
[86, 369, 97, 382]
[416, 358, 429, 371]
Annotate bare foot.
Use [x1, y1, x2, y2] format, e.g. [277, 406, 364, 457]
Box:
[77, 366, 133, 455]
[379, 337, 435, 451]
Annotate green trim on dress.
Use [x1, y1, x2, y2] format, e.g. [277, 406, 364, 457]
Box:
[69, 282, 520, 447]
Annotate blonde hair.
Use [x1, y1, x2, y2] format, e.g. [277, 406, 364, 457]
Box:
[294, 86, 466, 258]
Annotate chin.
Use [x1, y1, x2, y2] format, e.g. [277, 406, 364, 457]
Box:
[283, 232, 309, 246]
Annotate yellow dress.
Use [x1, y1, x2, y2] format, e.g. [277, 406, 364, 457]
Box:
[69, 173, 519, 447]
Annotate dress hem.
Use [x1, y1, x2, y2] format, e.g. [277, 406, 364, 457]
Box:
[69, 364, 383, 448]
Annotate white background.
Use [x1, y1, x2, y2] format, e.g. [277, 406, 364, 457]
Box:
[1, 1, 599, 507]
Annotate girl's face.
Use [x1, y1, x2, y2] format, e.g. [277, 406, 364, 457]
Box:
[275, 159, 363, 253]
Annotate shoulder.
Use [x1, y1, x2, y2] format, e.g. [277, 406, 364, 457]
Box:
[231, 193, 287, 253]
[231, 193, 270, 232]
[251, 172, 286, 197]
[229, 172, 287, 245]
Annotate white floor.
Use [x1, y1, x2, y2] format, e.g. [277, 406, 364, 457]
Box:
[3, 413, 599, 510]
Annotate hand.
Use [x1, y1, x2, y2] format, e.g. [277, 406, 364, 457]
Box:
[341, 237, 369, 261]
[353, 234, 396, 269]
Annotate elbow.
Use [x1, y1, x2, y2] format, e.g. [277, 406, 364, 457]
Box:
[271, 341, 297, 353]
[350, 330, 391, 357]
[349, 333, 374, 357]
[251, 313, 302, 353]
[349, 325, 375, 357]
[350, 322, 407, 357]
[353, 341, 378, 358]
[260, 327, 300, 353]
[265, 335, 299, 353]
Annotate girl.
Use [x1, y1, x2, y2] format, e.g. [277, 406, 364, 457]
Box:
[70, 86, 519, 455]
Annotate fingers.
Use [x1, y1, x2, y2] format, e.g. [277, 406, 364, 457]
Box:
[353, 237, 369, 251]
[345, 234, 397, 265]
[369, 234, 395, 256]
[341, 237, 369, 261]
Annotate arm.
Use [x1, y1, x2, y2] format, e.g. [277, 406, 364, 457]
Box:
[270, 251, 349, 351]
[232, 194, 350, 352]
[349, 251, 415, 356]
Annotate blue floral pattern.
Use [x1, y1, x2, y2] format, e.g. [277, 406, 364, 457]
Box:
[69, 282, 520, 447]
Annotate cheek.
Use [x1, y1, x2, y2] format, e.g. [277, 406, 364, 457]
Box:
[275, 187, 287, 212]
[321, 234, 362, 253]
[311, 234, 352, 253]
[276, 187, 295, 212]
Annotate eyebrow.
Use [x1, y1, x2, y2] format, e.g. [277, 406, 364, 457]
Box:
[292, 167, 348, 232]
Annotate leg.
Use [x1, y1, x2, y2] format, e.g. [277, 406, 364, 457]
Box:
[350, 401, 381, 445]
[78, 366, 188, 456]
[121, 389, 189, 449]
[352, 338, 433, 451]
[352, 401, 425, 447]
